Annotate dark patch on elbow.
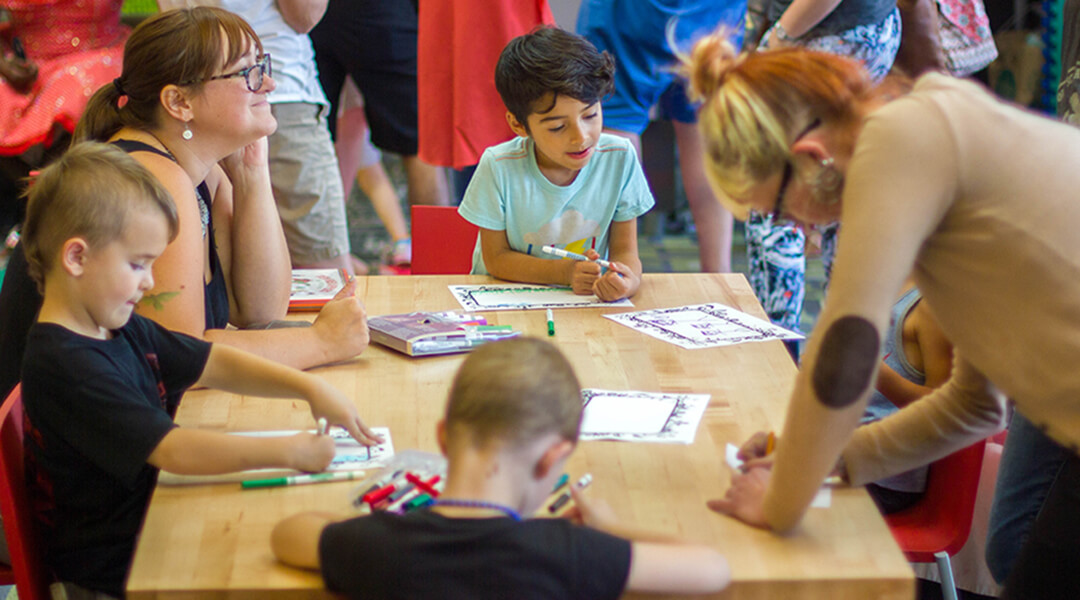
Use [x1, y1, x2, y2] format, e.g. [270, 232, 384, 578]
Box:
[812, 316, 880, 409]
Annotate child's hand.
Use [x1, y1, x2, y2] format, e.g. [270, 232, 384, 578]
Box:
[593, 261, 635, 302]
[706, 467, 771, 529]
[563, 484, 618, 530]
[737, 431, 775, 470]
[570, 257, 602, 295]
[306, 378, 384, 446]
[286, 432, 336, 472]
[312, 278, 370, 361]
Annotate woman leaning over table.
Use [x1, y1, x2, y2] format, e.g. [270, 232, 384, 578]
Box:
[681, 33, 1080, 599]
[0, 7, 369, 398]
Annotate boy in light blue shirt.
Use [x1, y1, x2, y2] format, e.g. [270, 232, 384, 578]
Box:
[458, 27, 654, 302]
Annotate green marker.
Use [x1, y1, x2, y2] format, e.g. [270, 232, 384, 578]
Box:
[546, 309, 555, 337]
[242, 470, 366, 489]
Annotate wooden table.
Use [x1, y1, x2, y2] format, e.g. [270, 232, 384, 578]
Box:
[127, 274, 914, 599]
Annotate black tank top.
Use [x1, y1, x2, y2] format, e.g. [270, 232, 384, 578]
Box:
[111, 139, 230, 331]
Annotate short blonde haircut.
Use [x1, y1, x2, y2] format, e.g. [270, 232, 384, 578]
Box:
[21, 142, 179, 290]
[677, 31, 880, 219]
[445, 337, 582, 451]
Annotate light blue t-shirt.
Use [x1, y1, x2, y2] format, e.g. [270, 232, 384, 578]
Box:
[458, 133, 655, 275]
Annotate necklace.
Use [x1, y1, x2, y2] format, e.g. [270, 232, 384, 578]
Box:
[432, 498, 523, 521]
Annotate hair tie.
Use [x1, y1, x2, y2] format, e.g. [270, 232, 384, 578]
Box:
[113, 77, 126, 97]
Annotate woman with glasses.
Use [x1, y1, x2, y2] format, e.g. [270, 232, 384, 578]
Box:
[682, 33, 1080, 599]
[0, 7, 371, 398]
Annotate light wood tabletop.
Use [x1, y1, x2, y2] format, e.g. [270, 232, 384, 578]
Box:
[127, 274, 914, 599]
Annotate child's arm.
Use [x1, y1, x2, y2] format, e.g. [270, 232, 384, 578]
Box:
[271, 511, 344, 570]
[874, 302, 954, 408]
[568, 486, 731, 594]
[478, 228, 602, 293]
[592, 219, 643, 302]
[195, 343, 382, 445]
[147, 428, 334, 475]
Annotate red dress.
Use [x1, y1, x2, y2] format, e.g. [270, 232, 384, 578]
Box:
[0, 0, 128, 156]
[417, 0, 554, 169]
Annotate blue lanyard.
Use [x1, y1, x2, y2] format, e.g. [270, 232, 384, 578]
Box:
[432, 498, 523, 521]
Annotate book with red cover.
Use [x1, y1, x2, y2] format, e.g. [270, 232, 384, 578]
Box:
[289, 269, 348, 311]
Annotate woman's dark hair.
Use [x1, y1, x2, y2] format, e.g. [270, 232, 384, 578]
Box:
[74, 6, 261, 143]
[494, 26, 615, 130]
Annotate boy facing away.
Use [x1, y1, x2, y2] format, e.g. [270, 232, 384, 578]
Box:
[457, 27, 655, 302]
[272, 337, 730, 599]
[18, 142, 382, 598]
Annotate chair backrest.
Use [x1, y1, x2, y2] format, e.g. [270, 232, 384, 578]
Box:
[885, 438, 987, 562]
[410, 206, 479, 275]
[0, 385, 52, 600]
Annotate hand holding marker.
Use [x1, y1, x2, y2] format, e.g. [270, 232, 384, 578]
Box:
[541, 245, 613, 269]
[548, 473, 593, 513]
[242, 418, 368, 489]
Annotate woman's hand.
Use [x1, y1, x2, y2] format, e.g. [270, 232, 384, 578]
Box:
[311, 278, 370, 362]
[707, 467, 771, 528]
[220, 136, 270, 176]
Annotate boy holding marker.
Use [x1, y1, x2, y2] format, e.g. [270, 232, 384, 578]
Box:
[272, 338, 730, 598]
[457, 27, 654, 302]
[17, 143, 382, 598]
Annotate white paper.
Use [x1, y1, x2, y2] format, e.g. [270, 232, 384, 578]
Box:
[579, 389, 709, 444]
[604, 303, 802, 349]
[449, 284, 633, 311]
[158, 427, 394, 485]
[724, 443, 831, 508]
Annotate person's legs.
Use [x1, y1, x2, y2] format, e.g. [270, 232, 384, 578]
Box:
[267, 103, 353, 273]
[672, 118, 733, 273]
[401, 156, 449, 207]
[745, 213, 807, 333]
[999, 446, 1080, 598]
[986, 412, 1072, 583]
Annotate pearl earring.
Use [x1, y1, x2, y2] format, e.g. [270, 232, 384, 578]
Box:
[182, 123, 193, 140]
[811, 156, 843, 205]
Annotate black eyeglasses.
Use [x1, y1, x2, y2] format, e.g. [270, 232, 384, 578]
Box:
[770, 161, 794, 222]
[769, 119, 822, 223]
[186, 53, 272, 92]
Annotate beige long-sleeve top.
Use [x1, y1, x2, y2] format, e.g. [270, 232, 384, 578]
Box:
[764, 73, 1080, 531]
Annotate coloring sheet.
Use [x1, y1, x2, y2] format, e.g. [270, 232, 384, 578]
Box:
[449, 284, 633, 311]
[158, 427, 394, 485]
[603, 303, 802, 349]
[579, 389, 709, 444]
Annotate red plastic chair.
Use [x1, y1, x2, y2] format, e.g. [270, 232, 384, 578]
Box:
[0, 385, 52, 600]
[885, 439, 987, 600]
[410, 206, 479, 275]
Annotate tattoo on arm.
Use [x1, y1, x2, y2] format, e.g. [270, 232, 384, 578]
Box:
[139, 291, 180, 311]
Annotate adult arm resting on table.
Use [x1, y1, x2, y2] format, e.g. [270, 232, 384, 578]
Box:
[725, 93, 967, 531]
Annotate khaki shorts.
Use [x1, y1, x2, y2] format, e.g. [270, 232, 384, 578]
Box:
[268, 102, 350, 264]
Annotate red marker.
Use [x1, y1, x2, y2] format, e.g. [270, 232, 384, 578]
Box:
[362, 483, 396, 506]
[405, 472, 442, 497]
